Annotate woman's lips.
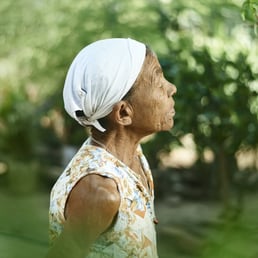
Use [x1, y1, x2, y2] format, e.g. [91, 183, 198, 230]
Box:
[169, 109, 176, 118]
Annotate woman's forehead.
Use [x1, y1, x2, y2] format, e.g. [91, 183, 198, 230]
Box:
[145, 54, 162, 76]
[139, 46, 160, 74]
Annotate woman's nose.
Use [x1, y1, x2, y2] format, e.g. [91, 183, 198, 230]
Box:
[168, 81, 177, 97]
[171, 83, 177, 95]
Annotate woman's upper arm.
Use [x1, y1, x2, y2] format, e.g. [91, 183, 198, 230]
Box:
[65, 174, 120, 238]
[46, 174, 120, 258]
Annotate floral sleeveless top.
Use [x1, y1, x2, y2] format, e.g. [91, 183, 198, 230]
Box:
[49, 138, 158, 257]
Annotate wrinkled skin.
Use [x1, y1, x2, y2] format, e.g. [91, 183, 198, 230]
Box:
[126, 50, 176, 134]
[46, 49, 176, 258]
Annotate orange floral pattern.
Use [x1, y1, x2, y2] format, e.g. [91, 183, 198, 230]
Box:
[49, 139, 158, 257]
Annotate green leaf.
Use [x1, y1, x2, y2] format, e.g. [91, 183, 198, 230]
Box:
[242, 0, 258, 22]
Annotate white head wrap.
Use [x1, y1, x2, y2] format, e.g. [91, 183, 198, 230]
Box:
[63, 38, 146, 132]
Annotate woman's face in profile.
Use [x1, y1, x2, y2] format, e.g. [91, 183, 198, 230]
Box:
[128, 52, 177, 135]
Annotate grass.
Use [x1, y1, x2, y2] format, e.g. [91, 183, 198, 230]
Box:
[0, 188, 49, 258]
[0, 184, 258, 258]
[199, 196, 258, 258]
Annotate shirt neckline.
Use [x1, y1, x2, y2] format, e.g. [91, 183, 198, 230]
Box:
[83, 138, 153, 198]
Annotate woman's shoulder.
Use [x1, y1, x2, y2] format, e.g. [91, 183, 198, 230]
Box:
[55, 142, 128, 187]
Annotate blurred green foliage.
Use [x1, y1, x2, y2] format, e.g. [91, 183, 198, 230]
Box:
[0, 85, 39, 161]
[242, 0, 258, 33]
[0, 1, 258, 257]
[0, 0, 257, 199]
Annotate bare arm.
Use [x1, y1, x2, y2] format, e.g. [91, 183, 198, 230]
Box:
[45, 174, 120, 258]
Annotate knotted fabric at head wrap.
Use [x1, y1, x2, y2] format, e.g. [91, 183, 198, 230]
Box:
[63, 38, 146, 132]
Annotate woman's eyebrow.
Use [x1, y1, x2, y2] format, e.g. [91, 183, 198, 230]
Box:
[155, 67, 163, 75]
[151, 67, 162, 84]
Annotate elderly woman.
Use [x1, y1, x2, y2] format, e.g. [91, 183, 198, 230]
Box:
[46, 38, 176, 258]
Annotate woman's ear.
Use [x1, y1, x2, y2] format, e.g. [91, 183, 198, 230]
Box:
[112, 101, 133, 126]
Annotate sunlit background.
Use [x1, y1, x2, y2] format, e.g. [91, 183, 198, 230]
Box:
[0, 0, 257, 257]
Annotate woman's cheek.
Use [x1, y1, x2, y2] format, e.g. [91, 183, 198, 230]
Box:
[160, 111, 174, 130]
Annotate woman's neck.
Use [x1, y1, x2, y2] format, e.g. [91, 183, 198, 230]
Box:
[90, 128, 141, 169]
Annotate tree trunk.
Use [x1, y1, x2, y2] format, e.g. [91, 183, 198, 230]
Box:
[218, 147, 231, 214]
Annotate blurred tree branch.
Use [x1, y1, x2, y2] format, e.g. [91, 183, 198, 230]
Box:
[242, 0, 258, 34]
